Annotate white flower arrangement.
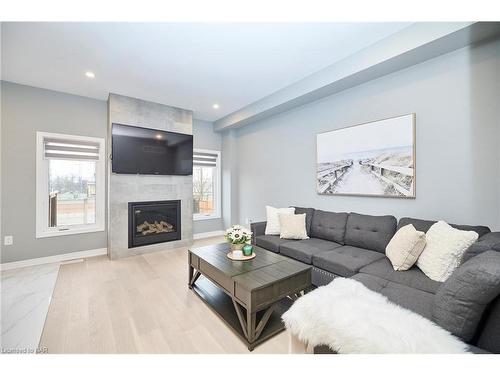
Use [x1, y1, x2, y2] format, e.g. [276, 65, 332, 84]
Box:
[224, 225, 252, 245]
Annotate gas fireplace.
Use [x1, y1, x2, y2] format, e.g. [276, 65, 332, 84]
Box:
[128, 200, 181, 248]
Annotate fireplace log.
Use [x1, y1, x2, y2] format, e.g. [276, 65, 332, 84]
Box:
[137, 220, 174, 235]
[153, 221, 163, 232]
[160, 221, 174, 231]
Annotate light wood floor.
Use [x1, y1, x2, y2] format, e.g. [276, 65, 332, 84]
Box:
[40, 237, 288, 353]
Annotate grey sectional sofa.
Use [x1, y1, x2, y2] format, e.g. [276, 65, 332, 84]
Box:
[251, 207, 500, 353]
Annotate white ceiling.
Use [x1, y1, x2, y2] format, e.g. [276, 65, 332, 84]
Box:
[1, 22, 411, 121]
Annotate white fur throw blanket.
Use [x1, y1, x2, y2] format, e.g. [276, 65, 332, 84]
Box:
[282, 278, 469, 354]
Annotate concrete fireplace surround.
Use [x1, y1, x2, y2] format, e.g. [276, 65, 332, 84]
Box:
[107, 93, 194, 259]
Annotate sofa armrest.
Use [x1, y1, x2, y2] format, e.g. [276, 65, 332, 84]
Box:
[477, 231, 500, 247]
[462, 232, 500, 264]
[250, 221, 266, 244]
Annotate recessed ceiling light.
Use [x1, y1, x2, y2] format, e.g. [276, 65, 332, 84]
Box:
[85, 71, 95, 79]
[212, 103, 219, 109]
[155, 134, 162, 139]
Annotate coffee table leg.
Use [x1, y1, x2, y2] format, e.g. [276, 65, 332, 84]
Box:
[232, 297, 278, 351]
[188, 264, 201, 289]
[247, 310, 257, 347]
[188, 263, 194, 289]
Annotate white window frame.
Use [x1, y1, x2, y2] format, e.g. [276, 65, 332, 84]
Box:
[193, 148, 221, 221]
[36, 131, 106, 238]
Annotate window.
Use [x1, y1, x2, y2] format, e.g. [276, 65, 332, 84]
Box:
[193, 149, 221, 221]
[36, 132, 105, 238]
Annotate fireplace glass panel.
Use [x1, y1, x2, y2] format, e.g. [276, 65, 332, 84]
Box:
[134, 206, 177, 237]
[128, 200, 181, 248]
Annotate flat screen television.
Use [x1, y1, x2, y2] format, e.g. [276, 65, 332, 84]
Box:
[111, 123, 193, 175]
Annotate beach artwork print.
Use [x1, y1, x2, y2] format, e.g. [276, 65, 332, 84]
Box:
[316, 114, 415, 198]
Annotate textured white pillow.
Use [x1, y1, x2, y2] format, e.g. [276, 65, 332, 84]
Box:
[417, 221, 479, 282]
[279, 213, 309, 240]
[386, 224, 427, 271]
[265, 206, 295, 235]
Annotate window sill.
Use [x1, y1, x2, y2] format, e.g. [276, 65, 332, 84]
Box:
[193, 215, 222, 222]
[36, 225, 105, 239]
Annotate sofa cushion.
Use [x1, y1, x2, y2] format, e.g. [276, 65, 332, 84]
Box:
[279, 213, 309, 240]
[312, 245, 385, 277]
[310, 210, 348, 244]
[344, 212, 397, 253]
[417, 221, 479, 282]
[280, 238, 342, 264]
[398, 217, 490, 238]
[385, 224, 426, 271]
[432, 251, 500, 342]
[352, 273, 435, 320]
[255, 235, 291, 253]
[292, 206, 315, 236]
[359, 258, 442, 294]
[462, 232, 500, 264]
[265, 206, 295, 235]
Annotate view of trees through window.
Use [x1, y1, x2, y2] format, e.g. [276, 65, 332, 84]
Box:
[193, 165, 215, 216]
[48, 159, 96, 226]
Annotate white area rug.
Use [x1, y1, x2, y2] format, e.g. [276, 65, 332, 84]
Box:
[282, 278, 468, 354]
[1, 263, 59, 353]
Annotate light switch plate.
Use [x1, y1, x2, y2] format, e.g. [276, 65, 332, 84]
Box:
[4, 236, 13, 246]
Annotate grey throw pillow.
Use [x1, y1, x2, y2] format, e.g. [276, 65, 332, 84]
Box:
[432, 251, 500, 342]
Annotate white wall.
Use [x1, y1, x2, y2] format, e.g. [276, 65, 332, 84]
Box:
[192, 119, 224, 234]
[233, 40, 500, 230]
[1, 82, 108, 263]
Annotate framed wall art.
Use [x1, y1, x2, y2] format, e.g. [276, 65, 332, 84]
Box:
[316, 113, 415, 198]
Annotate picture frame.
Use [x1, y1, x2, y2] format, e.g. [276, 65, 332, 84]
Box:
[316, 113, 416, 198]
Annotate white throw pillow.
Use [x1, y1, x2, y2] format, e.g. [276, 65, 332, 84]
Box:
[385, 224, 427, 271]
[265, 206, 295, 235]
[279, 213, 309, 240]
[417, 221, 479, 282]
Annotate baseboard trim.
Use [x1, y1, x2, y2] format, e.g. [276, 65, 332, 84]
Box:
[1, 248, 108, 271]
[193, 230, 225, 240]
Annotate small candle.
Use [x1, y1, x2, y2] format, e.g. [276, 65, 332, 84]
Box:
[243, 244, 253, 256]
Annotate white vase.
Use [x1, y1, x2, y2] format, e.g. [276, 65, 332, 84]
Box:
[230, 243, 244, 252]
[230, 243, 244, 258]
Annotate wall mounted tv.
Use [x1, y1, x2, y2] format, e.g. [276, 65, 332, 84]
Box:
[111, 123, 193, 175]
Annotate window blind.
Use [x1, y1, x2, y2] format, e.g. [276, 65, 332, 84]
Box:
[43, 137, 100, 161]
[193, 151, 218, 167]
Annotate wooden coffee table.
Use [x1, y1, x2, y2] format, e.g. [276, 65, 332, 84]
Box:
[188, 243, 312, 351]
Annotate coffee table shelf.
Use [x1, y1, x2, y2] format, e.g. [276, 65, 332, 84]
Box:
[191, 277, 293, 349]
